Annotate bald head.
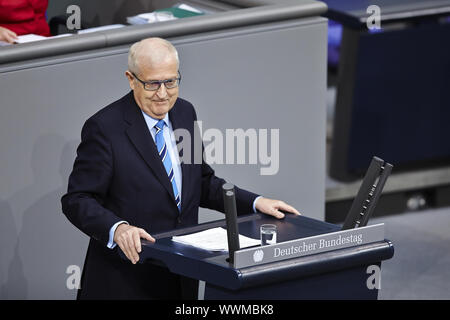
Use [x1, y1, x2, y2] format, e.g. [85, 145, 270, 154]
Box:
[128, 38, 179, 76]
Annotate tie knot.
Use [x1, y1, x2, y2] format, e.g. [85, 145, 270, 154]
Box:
[155, 119, 165, 132]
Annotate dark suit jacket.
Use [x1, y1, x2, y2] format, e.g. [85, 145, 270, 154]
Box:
[61, 91, 259, 299]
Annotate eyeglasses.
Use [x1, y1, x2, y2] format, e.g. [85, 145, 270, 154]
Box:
[131, 71, 181, 91]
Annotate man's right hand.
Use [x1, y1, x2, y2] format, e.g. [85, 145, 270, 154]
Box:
[114, 224, 155, 264]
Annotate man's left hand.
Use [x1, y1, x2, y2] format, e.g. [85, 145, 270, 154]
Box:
[255, 197, 301, 219]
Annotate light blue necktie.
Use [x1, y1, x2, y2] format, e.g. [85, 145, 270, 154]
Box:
[154, 120, 181, 211]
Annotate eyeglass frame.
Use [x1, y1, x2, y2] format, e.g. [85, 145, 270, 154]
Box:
[131, 71, 181, 91]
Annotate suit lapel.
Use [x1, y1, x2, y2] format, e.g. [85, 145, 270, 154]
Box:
[123, 92, 175, 203]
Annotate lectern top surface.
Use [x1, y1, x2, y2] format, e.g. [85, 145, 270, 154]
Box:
[139, 214, 340, 270]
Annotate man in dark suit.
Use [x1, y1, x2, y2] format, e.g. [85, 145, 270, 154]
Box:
[61, 37, 300, 299]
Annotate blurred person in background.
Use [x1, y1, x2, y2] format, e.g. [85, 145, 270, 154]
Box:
[0, 0, 50, 43]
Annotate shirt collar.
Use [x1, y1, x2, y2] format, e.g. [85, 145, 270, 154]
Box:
[141, 111, 170, 131]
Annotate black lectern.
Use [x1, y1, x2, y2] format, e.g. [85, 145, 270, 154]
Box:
[135, 214, 394, 300]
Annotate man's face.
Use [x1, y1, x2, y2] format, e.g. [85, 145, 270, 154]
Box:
[126, 57, 179, 119]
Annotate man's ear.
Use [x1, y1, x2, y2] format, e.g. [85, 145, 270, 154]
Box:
[125, 70, 135, 90]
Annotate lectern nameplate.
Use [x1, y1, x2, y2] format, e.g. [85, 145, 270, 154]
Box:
[234, 223, 385, 269]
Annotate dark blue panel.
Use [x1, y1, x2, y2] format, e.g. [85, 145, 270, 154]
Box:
[347, 22, 450, 174]
[205, 264, 380, 300]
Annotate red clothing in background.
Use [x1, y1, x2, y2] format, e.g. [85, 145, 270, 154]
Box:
[0, 0, 50, 36]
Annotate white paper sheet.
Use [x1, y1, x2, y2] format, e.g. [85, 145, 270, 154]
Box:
[15, 34, 48, 43]
[14, 33, 72, 44]
[172, 227, 261, 251]
[137, 12, 177, 23]
[77, 24, 125, 34]
[177, 3, 203, 13]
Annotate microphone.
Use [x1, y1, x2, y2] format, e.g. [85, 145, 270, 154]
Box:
[222, 183, 240, 264]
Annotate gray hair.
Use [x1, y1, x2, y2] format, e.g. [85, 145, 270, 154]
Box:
[128, 38, 179, 75]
